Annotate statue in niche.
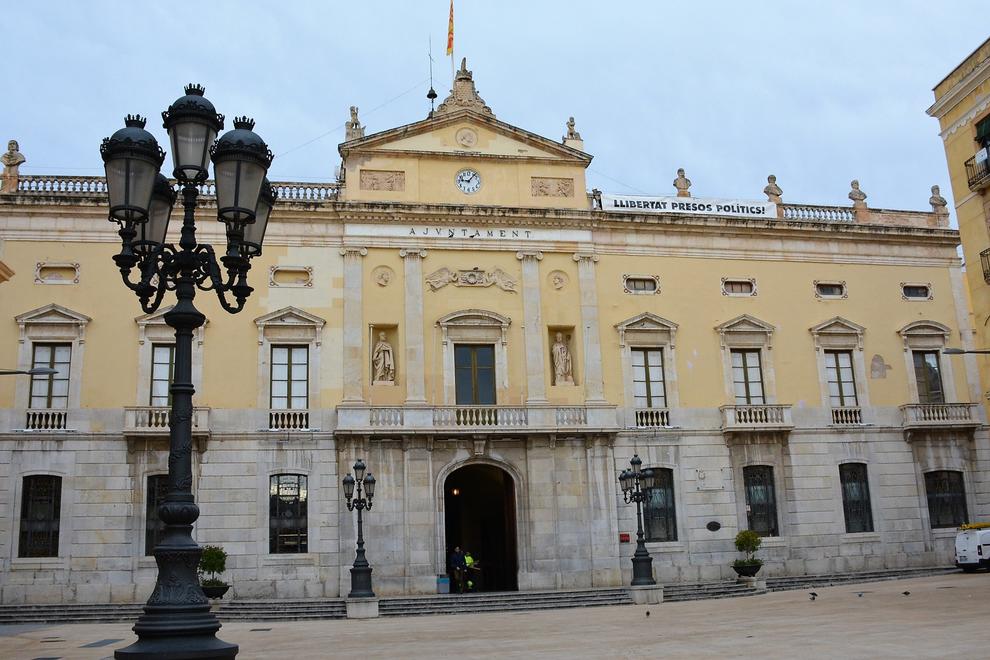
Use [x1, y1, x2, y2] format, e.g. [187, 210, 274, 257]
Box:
[372, 331, 395, 384]
[551, 332, 574, 385]
[763, 174, 783, 203]
[673, 168, 691, 197]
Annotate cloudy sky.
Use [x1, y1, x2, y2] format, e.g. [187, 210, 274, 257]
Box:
[6, 1, 987, 215]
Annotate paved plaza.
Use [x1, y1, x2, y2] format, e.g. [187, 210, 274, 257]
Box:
[1, 573, 987, 659]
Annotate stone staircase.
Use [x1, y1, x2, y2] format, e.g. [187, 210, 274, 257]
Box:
[0, 603, 144, 625]
[378, 588, 633, 617]
[765, 566, 957, 592]
[216, 599, 347, 621]
[663, 580, 763, 602]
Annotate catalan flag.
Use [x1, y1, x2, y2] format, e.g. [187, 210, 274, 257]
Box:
[446, 0, 454, 56]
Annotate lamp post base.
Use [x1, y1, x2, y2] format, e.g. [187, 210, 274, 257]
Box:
[115, 629, 238, 660]
[348, 564, 375, 599]
[631, 543, 656, 586]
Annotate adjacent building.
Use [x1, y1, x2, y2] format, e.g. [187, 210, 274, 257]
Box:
[0, 62, 986, 604]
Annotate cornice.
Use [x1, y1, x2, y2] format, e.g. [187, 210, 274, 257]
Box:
[928, 56, 990, 120]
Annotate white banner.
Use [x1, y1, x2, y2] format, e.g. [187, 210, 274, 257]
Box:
[601, 193, 776, 219]
[345, 223, 593, 243]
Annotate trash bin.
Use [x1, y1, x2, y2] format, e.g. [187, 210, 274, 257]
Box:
[437, 574, 450, 594]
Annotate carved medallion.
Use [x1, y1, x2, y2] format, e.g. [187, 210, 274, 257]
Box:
[548, 270, 569, 290]
[372, 265, 395, 287]
[455, 128, 478, 148]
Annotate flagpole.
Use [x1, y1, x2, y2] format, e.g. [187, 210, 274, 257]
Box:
[447, 0, 455, 85]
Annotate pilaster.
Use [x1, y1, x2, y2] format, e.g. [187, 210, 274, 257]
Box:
[400, 249, 428, 404]
[517, 251, 547, 404]
[573, 253, 606, 403]
[340, 247, 367, 403]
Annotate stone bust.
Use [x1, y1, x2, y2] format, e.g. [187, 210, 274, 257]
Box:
[673, 168, 691, 197]
[2, 140, 25, 175]
[848, 179, 867, 207]
[372, 332, 395, 383]
[551, 332, 574, 386]
[763, 174, 782, 203]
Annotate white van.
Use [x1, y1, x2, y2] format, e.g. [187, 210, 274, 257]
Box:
[955, 523, 990, 572]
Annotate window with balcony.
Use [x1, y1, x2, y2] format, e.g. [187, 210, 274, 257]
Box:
[29, 343, 71, 409]
[743, 465, 778, 536]
[149, 344, 175, 407]
[271, 345, 309, 410]
[644, 467, 677, 542]
[454, 344, 496, 405]
[825, 350, 858, 407]
[632, 348, 666, 409]
[145, 474, 169, 555]
[924, 470, 967, 529]
[731, 349, 765, 405]
[270, 474, 308, 553]
[912, 351, 945, 404]
[839, 463, 873, 533]
[19, 475, 61, 557]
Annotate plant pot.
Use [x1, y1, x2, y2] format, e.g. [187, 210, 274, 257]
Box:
[201, 584, 230, 599]
[732, 563, 762, 578]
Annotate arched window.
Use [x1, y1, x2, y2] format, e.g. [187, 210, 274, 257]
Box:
[270, 474, 308, 553]
[643, 468, 677, 542]
[19, 475, 62, 557]
[924, 471, 967, 529]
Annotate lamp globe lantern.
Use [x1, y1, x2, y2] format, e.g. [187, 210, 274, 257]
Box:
[162, 84, 223, 183]
[100, 115, 165, 225]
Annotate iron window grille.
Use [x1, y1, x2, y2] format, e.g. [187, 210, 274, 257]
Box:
[145, 474, 169, 555]
[924, 470, 968, 529]
[839, 463, 874, 533]
[743, 465, 779, 537]
[270, 474, 308, 553]
[19, 475, 61, 557]
[643, 467, 677, 542]
[981, 248, 990, 285]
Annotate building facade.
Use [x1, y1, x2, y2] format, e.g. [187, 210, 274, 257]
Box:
[1, 64, 987, 604]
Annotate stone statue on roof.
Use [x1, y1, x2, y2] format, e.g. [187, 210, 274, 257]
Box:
[848, 180, 867, 208]
[345, 106, 364, 141]
[763, 174, 782, 203]
[673, 168, 691, 197]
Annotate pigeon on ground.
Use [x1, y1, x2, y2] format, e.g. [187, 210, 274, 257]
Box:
[857, 592, 864, 597]
[809, 592, 818, 601]
[645, 610, 650, 617]
[902, 591, 910, 596]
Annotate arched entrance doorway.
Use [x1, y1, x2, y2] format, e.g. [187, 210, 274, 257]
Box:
[444, 463, 518, 592]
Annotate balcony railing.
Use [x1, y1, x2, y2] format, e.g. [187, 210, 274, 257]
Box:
[12, 175, 341, 202]
[369, 407, 404, 427]
[335, 405, 618, 433]
[634, 408, 671, 428]
[720, 404, 794, 433]
[981, 248, 990, 285]
[555, 407, 588, 426]
[781, 204, 855, 223]
[900, 403, 979, 430]
[434, 406, 529, 428]
[23, 409, 69, 431]
[830, 406, 863, 426]
[269, 409, 311, 431]
[124, 406, 210, 436]
[965, 154, 990, 192]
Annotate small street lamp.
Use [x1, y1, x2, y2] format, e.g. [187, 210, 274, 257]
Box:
[343, 459, 377, 598]
[101, 84, 275, 660]
[0, 367, 58, 376]
[619, 454, 657, 586]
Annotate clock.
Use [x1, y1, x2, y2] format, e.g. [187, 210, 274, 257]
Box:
[455, 169, 481, 194]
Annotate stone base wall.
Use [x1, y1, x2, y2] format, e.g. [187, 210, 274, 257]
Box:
[0, 421, 986, 604]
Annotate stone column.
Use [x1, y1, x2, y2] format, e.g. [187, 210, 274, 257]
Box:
[340, 247, 367, 403]
[516, 251, 547, 404]
[400, 249, 428, 404]
[573, 253, 605, 403]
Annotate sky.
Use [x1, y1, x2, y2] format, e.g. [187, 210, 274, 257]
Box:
[4, 1, 988, 215]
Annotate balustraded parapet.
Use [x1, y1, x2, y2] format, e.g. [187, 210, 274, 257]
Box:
[124, 406, 211, 436]
[369, 407, 404, 427]
[555, 407, 588, 426]
[269, 409, 311, 431]
[433, 406, 529, 428]
[720, 404, 793, 431]
[830, 406, 863, 426]
[23, 409, 69, 431]
[781, 204, 855, 223]
[900, 403, 979, 431]
[634, 408, 671, 428]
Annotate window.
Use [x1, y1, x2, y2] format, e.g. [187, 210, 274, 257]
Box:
[815, 281, 846, 298]
[623, 275, 659, 294]
[29, 344, 71, 409]
[145, 474, 169, 555]
[454, 344, 496, 405]
[839, 463, 873, 533]
[825, 351, 858, 407]
[977, 115, 990, 148]
[902, 284, 931, 300]
[731, 349, 765, 404]
[271, 346, 309, 409]
[19, 475, 61, 557]
[743, 465, 778, 536]
[924, 471, 967, 529]
[722, 278, 755, 296]
[150, 344, 175, 407]
[644, 468, 677, 542]
[632, 348, 666, 408]
[912, 351, 945, 404]
[270, 474, 308, 553]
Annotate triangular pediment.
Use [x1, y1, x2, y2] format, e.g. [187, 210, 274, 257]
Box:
[255, 306, 326, 329]
[616, 312, 679, 332]
[715, 314, 775, 334]
[810, 316, 865, 336]
[898, 320, 951, 338]
[340, 111, 592, 165]
[15, 303, 91, 326]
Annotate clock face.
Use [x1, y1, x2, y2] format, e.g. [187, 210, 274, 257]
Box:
[455, 169, 481, 194]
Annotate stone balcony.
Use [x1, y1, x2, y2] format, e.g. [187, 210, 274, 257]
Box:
[335, 404, 618, 436]
[899, 403, 981, 437]
[719, 404, 794, 441]
[21, 408, 71, 431]
[123, 406, 211, 439]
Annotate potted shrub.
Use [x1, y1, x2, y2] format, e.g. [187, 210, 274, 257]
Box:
[199, 544, 231, 599]
[731, 530, 763, 578]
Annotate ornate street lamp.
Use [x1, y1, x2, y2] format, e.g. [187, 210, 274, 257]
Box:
[101, 84, 275, 660]
[343, 459, 376, 598]
[619, 454, 657, 586]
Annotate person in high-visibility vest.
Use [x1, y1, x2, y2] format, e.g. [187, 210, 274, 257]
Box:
[464, 551, 478, 592]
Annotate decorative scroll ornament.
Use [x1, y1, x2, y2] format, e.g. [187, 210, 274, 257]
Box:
[434, 58, 494, 117]
[425, 266, 517, 292]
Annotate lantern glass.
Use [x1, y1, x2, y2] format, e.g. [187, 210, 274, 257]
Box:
[342, 474, 355, 500]
[214, 157, 265, 225]
[353, 459, 366, 482]
[169, 120, 216, 182]
[363, 473, 376, 499]
[135, 177, 174, 253]
[244, 180, 274, 252]
[630, 454, 642, 474]
[105, 155, 157, 223]
[641, 468, 656, 490]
